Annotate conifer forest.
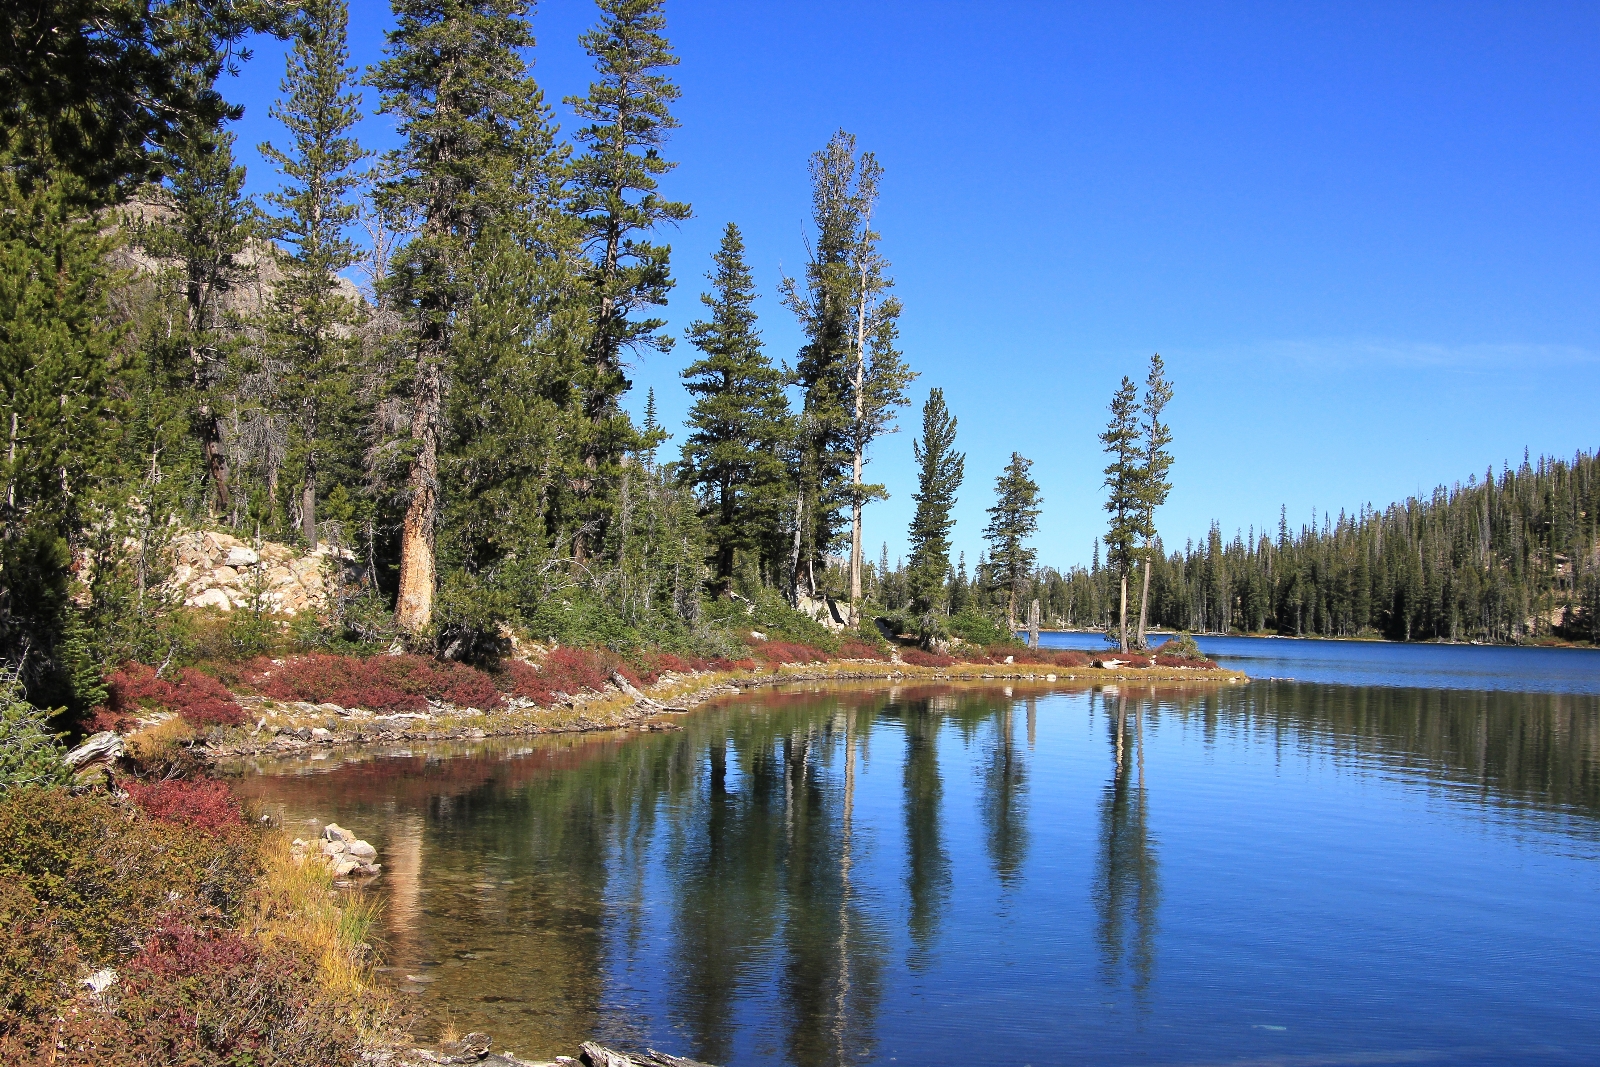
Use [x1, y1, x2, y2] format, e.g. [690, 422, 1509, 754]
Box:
[2, 0, 1597, 724]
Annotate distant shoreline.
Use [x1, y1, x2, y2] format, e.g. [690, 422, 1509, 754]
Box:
[1028, 628, 1597, 650]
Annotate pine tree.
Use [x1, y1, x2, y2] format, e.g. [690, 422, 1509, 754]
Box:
[983, 452, 1041, 631]
[780, 130, 898, 603]
[679, 223, 791, 591]
[0, 169, 117, 709]
[259, 0, 369, 549]
[1133, 354, 1173, 649]
[905, 388, 964, 627]
[1100, 376, 1141, 650]
[565, 0, 690, 564]
[369, 0, 547, 632]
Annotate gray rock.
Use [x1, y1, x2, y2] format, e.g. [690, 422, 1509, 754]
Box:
[323, 822, 356, 844]
[347, 840, 377, 861]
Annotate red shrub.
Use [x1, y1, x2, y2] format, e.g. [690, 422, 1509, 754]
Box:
[105, 663, 245, 728]
[1154, 654, 1218, 669]
[245, 653, 502, 711]
[125, 778, 245, 832]
[902, 649, 956, 668]
[540, 647, 614, 694]
[497, 659, 554, 704]
[127, 925, 258, 981]
[708, 657, 757, 671]
[837, 640, 885, 660]
[753, 640, 826, 665]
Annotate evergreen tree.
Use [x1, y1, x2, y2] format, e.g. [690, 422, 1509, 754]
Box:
[1133, 354, 1173, 649]
[0, 169, 118, 710]
[0, 0, 262, 199]
[258, 0, 369, 549]
[780, 130, 894, 603]
[679, 223, 791, 591]
[983, 452, 1041, 631]
[1100, 376, 1141, 650]
[905, 388, 964, 627]
[135, 98, 252, 518]
[565, 0, 690, 564]
[369, 0, 547, 632]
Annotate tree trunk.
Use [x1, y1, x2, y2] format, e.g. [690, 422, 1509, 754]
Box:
[1028, 598, 1040, 649]
[847, 250, 869, 627]
[302, 456, 318, 551]
[788, 490, 804, 607]
[198, 407, 230, 516]
[395, 356, 442, 633]
[1118, 571, 1129, 651]
[1136, 551, 1153, 650]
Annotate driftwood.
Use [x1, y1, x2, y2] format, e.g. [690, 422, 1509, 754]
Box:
[580, 1042, 715, 1067]
[405, 1038, 715, 1067]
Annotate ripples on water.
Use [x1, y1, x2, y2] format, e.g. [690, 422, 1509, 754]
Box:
[234, 650, 1600, 1067]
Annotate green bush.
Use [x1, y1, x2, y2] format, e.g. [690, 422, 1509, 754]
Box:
[948, 609, 1010, 647]
[1154, 631, 1205, 660]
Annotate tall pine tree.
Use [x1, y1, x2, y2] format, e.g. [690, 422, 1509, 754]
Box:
[983, 452, 1041, 631]
[1100, 376, 1141, 650]
[565, 0, 689, 565]
[679, 223, 791, 590]
[1133, 354, 1173, 649]
[905, 388, 963, 628]
[259, 0, 369, 549]
[369, 0, 546, 632]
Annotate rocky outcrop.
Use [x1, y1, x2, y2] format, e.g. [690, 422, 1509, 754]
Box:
[168, 530, 355, 616]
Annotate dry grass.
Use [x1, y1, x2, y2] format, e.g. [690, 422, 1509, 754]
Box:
[123, 715, 197, 763]
[247, 831, 393, 1040]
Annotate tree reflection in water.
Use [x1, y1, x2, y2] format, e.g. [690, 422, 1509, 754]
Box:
[1094, 691, 1159, 1010]
[228, 680, 1600, 1066]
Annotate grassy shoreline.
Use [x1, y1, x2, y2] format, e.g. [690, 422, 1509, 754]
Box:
[202, 658, 1248, 761]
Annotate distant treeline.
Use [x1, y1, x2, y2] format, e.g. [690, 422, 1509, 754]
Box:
[875, 449, 1600, 644]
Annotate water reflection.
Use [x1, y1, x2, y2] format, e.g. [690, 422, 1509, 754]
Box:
[229, 681, 1600, 1066]
[1094, 693, 1159, 1008]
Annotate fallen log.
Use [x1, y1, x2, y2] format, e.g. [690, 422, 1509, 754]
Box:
[610, 671, 690, 713]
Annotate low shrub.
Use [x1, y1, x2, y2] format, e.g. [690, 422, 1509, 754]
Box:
[752, 640, 827, 666]
[837, 639, 887, 661]
[902, 649, 956, 668]
[124, 778, 246, 832]
[122, 716, 198, 772]
[495, 648, 639, 704]
[1152, 631, 1206, 661]
[948, 609, 1010, 647]
[245, 653, 502, 712]
[103, 663, 245, 729]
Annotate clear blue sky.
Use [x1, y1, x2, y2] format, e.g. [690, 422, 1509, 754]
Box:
[225, 0, 1600, 571]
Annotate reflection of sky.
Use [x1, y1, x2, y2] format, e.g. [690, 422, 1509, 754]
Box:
[240, 683, 1600, 1066]
[1036, 631, 1600, 694]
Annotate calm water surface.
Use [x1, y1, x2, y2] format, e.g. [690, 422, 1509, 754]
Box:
[1037, 630, 1600, 693]
[234, 649, 1600, 1067]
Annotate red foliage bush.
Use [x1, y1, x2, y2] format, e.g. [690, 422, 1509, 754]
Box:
[708, 657, 757, 671]
[104, 663, 245, 728]
[753, 640, 827, 666]
[127, 924, 257, 981]
[634, 651, 716, 683]
[495, 648, 639, 704]
[125, 778, 246, 832]
[1154, 654, 1217, 669]
[837, 640, 886, 660]
[245, 653, 502, 712]
[902, 649, 956, 668]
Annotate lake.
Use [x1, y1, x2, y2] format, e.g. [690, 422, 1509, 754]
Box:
[233, 644, 1600, 1066]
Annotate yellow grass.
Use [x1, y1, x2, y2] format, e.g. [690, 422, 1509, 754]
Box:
[124, 715, 197, 763]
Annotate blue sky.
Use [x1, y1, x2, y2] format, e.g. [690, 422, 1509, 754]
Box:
[224, 0, 1600, 571]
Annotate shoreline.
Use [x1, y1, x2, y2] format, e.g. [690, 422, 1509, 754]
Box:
[203, 659, 1247, 762]
[1032, 627, 1597, 650]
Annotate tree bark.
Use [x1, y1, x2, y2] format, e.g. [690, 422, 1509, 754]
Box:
[1136, 551, 1152, 650]
[302, 456, 318, 551]
[395, 356, 441, 633]
[1118, 570, 1129, 652]
[788, 490, 804, 607]
[847, 247, 869, 626]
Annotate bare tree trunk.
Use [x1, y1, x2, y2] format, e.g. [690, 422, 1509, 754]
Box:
[1028, 598, 1040, 649]
[1118, 570, 1130, 652]
[302, 456, 318, 551]
[1136, 550, 1153, 650]
[847, 248, 869, 626]
[395, 356, 441, 633]
[788, 490, 804, 607]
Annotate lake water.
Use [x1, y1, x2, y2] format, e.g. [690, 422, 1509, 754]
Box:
[233, 645, 1600, 1067]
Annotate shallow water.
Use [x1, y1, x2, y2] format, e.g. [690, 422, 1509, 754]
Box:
[1036, 630, 1600, 693]
[236, 659, 1600, 1066]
